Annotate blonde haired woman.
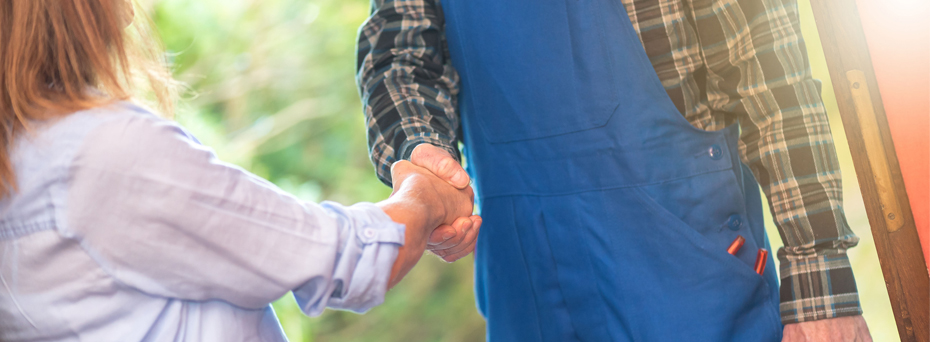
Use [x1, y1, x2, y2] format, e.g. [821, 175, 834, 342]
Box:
[0, 1, 480, 340]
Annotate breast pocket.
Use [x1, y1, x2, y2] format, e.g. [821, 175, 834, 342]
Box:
[445, 0, 622, 143]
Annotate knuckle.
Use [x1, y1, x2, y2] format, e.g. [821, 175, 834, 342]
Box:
[436, 158, 456, 176]
[411, 144, 433, 161]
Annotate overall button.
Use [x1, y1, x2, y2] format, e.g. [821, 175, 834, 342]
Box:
[708, 145, 723, 160]
[726, 214, 743, 231]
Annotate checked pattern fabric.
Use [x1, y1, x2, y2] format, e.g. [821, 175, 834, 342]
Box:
[356, 0, 862, 324]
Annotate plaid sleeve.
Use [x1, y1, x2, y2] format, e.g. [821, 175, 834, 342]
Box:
[356, 0, 460, 186]
[690, 0, 862, 324]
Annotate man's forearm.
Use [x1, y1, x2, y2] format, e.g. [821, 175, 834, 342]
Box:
[748, 86, 862, 323]
[356, 0, 461, 186]
[686, 0, 862, 323]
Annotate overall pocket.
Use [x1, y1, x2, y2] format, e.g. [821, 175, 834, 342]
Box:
[443, 0, 622, 143]
[535, 187, 782, 341]
[628, 186, 783, 340]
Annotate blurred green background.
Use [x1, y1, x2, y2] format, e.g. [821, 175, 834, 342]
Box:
[147, 0, 898, 340]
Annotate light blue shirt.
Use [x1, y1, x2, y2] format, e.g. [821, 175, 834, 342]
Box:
[0, 102, 405, 341]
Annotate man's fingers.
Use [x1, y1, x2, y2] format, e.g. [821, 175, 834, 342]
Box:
[440, 242, 475, 262]
[411, 144, 470, 189]
[428, 224, 457, 245]
[443, 217, 480, 262]
[428, 217, 471, 247]
[439, 230, 478, 262]
[436, 216, 480, 258]
[429, 218, 471, 250]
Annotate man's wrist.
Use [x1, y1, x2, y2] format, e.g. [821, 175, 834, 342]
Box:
[400, 139, 459, 163]
[782, 315, 872, 342]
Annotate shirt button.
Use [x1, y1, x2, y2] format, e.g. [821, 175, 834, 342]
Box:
[727, 214, 742, 231]
[709, 145, 723, 160]
[363, 228, 376, 239]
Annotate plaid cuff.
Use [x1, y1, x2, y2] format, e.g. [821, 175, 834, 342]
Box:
[399, 135, 460, 163]
[371, 134, 459, 187]
[778, 251, 863, 324]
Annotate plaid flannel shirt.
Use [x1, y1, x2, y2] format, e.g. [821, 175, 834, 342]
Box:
[356, 0, 862, 324]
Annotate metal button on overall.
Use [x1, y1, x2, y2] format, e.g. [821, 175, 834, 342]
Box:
[709, 145, 723, 160]
[727, 214, 743, 231]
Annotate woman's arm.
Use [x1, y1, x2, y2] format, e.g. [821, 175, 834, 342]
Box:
[64, 107, 472, 315]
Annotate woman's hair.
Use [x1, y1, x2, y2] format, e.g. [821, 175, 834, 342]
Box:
[0, 0, 176, 197]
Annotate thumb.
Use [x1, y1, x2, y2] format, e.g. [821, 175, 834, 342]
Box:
[389, 160, 416, 196]
[411, 144, 470, 189]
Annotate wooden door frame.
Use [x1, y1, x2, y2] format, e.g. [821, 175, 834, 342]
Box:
[809, 1, 929, 341]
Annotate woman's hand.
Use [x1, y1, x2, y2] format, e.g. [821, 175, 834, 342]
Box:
[379, 160, 478, 288]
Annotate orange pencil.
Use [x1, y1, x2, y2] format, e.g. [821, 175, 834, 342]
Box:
[727, 235, 745, 255]
[754, 249, 768, 275]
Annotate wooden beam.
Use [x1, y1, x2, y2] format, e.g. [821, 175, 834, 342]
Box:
[808, 1, 929, 341]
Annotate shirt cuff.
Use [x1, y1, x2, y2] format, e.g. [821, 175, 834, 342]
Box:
[778, 251, 863, 324]
[374, 135, 459, 187]
[296, 202, 405, 316]
[399, 135, 460, 164]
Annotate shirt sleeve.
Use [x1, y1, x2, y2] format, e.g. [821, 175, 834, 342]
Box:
[689, 0, 862, 323]
[356, 0, 461, 186]
[64, 110, 404, 316]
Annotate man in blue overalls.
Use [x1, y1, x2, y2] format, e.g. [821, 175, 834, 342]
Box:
[357, 0, 871, 340]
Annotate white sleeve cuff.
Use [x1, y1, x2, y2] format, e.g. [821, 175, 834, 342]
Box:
[295, 202, 405, 316]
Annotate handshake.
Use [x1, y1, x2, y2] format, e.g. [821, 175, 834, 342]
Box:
[377, 144, 482, 288]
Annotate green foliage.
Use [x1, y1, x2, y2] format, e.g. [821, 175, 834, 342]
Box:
[150, 0, 486, 341]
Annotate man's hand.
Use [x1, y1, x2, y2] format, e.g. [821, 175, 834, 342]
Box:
[783, 315, 871, 342]
[410, 143, 470, 189]
[410, 144, 479, 262]
[428, 216, 481, 262]
[380, 160, 476, 288]
[389, 160, 474, 229]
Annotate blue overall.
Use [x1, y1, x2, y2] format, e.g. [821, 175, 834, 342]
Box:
[441, 0, 784, 340]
